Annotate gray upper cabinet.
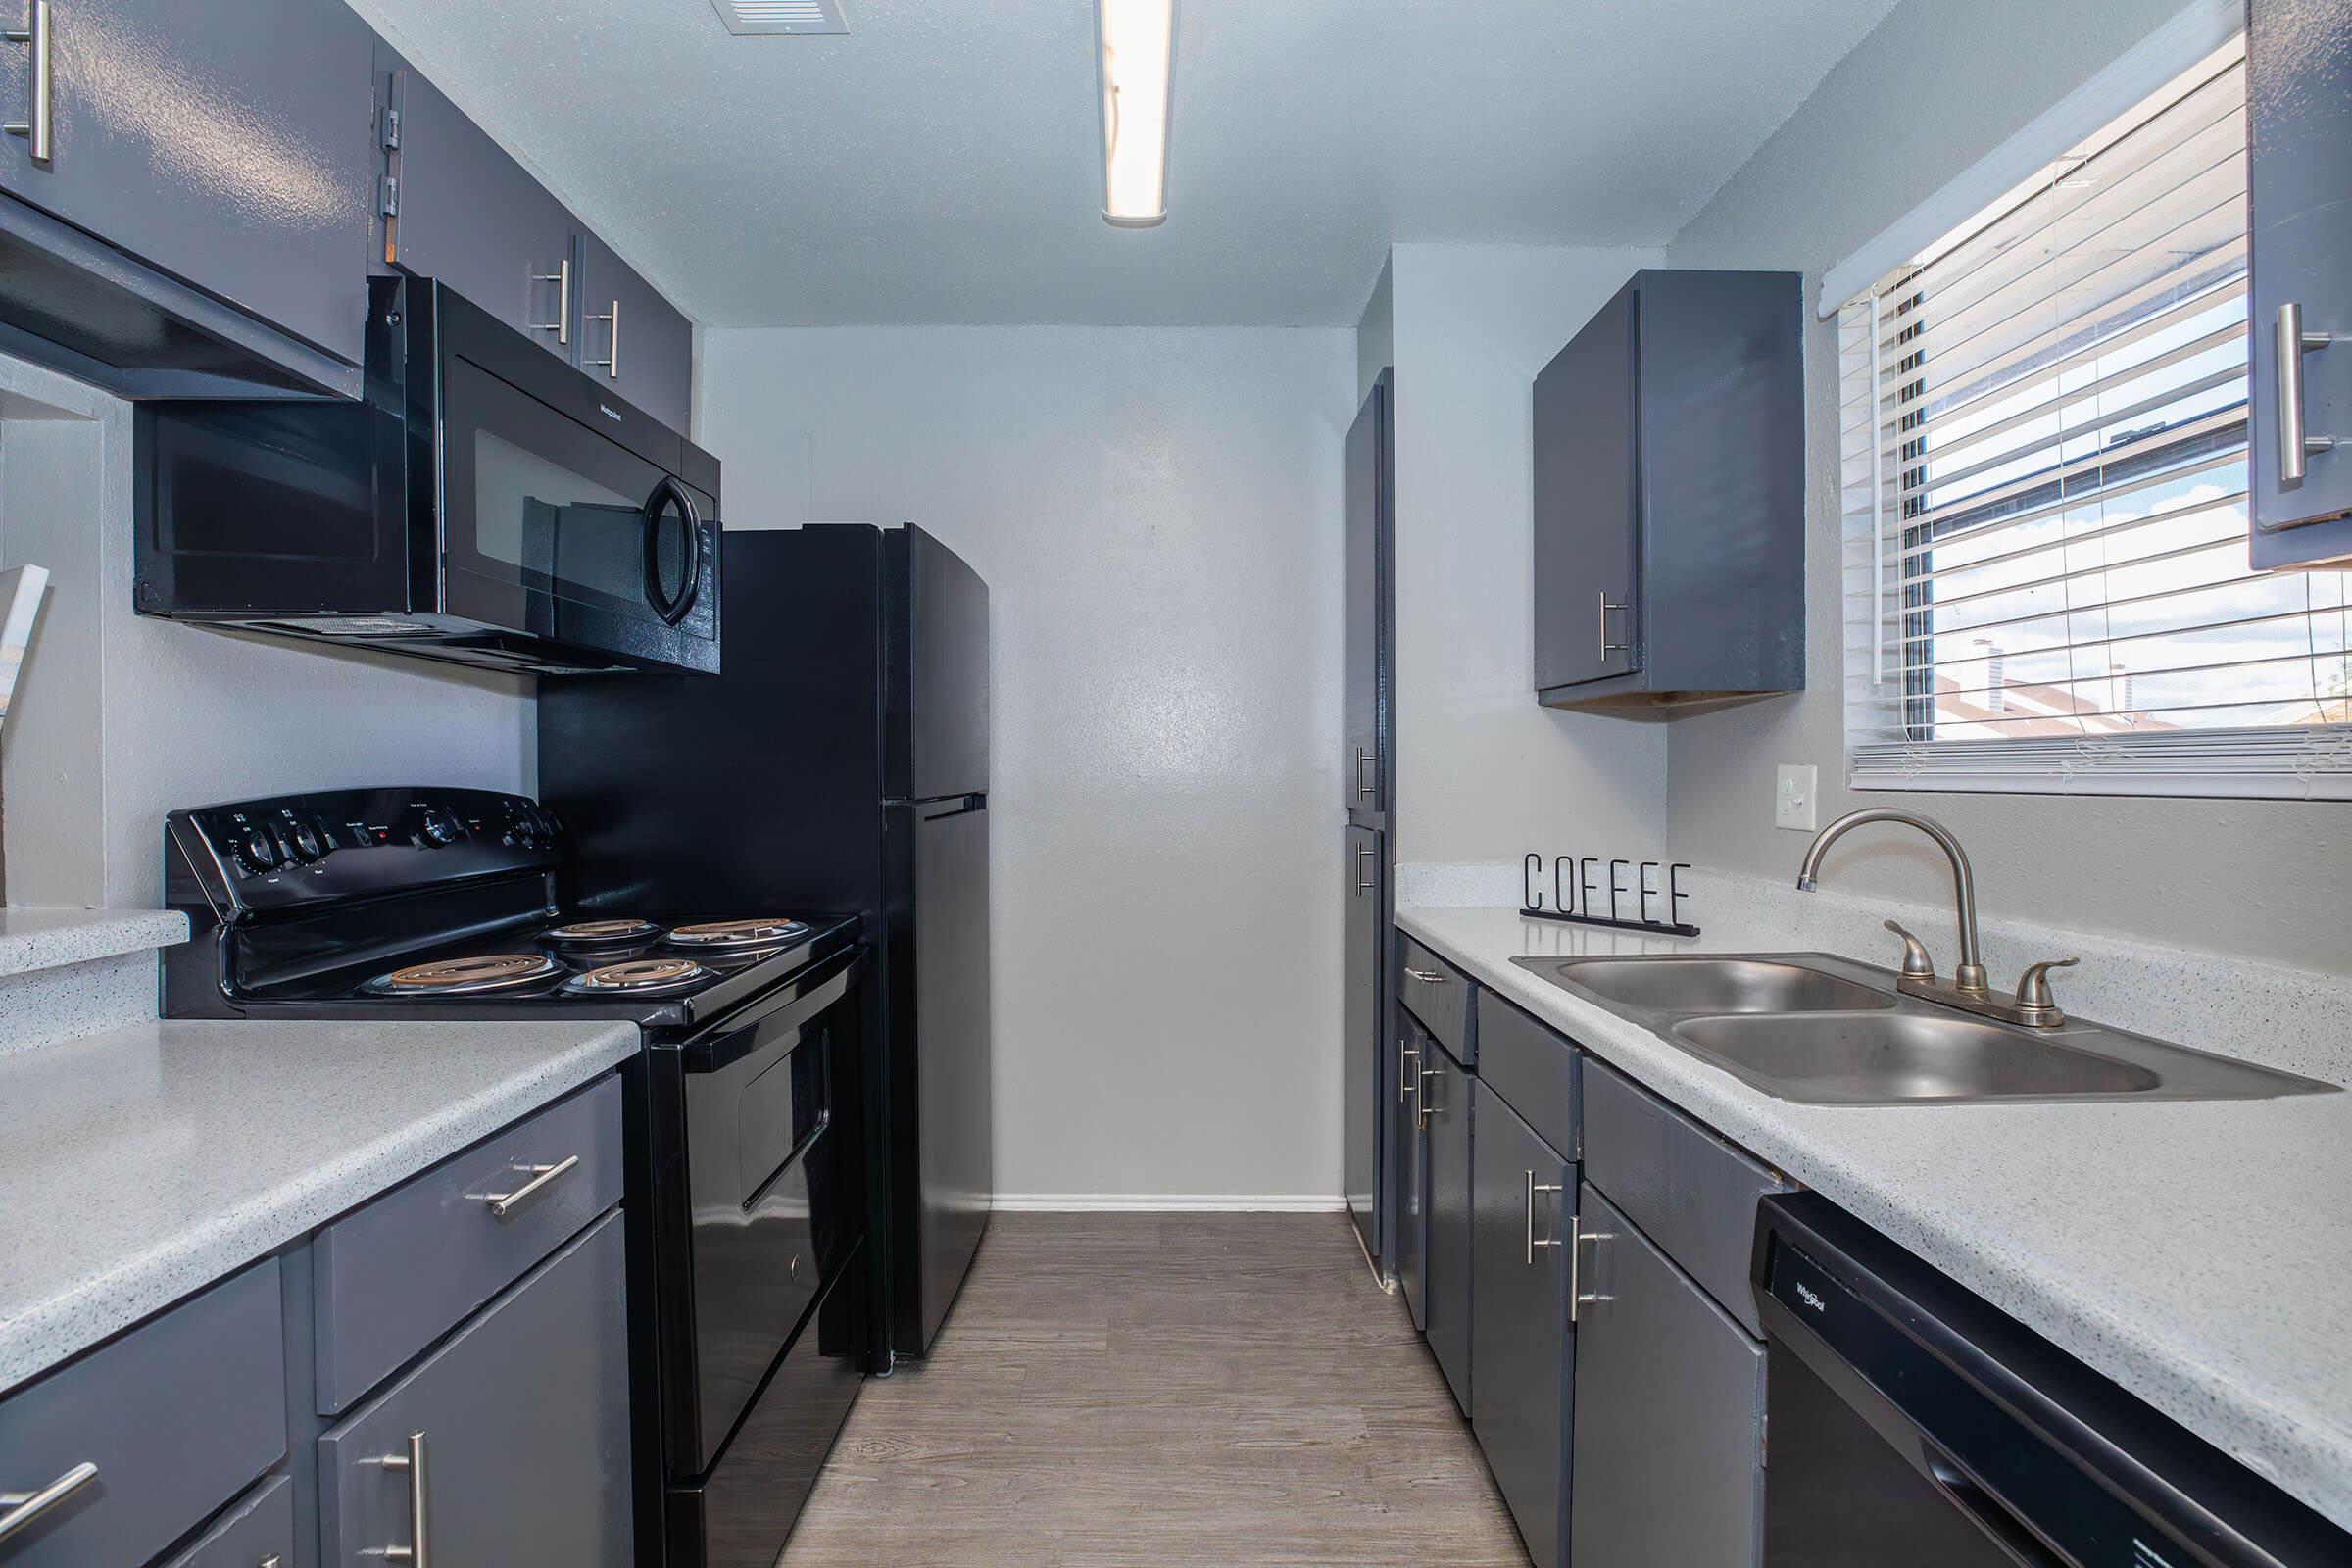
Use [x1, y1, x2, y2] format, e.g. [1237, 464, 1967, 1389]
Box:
[318, 1212, 632, 1568]
[577, 230, 694, 434]
[1532, 269, 1804, 712]
[0, 0, 374, 370]
[1470, 1087, 1573, 1568]
[2247, 0, 2352, 568]
[1344, 370, 1392, 818]
[383, 56, 577, 365]
[383, 54, 696, 435]
[1569, 1182, 1765, 1568]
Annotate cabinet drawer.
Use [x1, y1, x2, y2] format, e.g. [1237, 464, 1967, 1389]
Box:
[1476, 991, 1578, 1159]
[159, 1474, 294, 1568]
[314, 1074, 622, 1414]
[1397, 936, 1476, 1064]
[318, 1212, 631, 1568]
[1582, 1057, 1791, 1336]
[0, 1260, 284, 1568]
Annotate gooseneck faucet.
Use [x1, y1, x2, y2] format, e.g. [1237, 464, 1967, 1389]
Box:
[1796, 807, 1988, 994]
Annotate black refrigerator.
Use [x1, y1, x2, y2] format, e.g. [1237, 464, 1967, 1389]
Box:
[539, 522, 992, 1363]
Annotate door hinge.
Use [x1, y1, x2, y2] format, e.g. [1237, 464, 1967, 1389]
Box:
[378, 174, 399, 218]
[380, 105, 400, 150]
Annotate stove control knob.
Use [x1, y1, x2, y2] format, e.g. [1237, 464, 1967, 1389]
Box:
[236, 828, 281, 874]
[419, 808, 463, 847]
[287, 818, 325, 861]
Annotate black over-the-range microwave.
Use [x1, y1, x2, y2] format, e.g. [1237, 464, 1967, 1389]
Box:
[132, 274, 720, 676]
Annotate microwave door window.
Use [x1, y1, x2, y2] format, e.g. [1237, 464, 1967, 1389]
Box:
[477, 430, 651, 617]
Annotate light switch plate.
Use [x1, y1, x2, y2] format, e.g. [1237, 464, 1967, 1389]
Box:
[1775, 764, 1818, 831]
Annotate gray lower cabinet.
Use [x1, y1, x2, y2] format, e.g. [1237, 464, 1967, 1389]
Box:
[318, 1210, 631, 1567]
[577, 231, 695, 434]
[158, 1474, 294, 1568]
[1470, 1087, 1574, 1568]
[2247, 0, 2352, 566]
[1343, 824, 1383, 1266]
[0, 0, 375, 366]
[0, 1259, 284, 1568]
[1423, 1046, 1473, 1415]
[1396, 1011, 1429, 1331]
[1569, 1183, 1765, 1568]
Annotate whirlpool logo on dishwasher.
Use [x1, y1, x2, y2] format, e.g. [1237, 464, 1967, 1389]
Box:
[1794, 1283, 1826, 1312]
[599, 404, 624, 423]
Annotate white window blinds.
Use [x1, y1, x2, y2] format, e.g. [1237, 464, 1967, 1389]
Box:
[1838, 36, 2352, 799]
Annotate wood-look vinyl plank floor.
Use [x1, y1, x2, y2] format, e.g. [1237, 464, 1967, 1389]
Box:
[777, 1212, 1527, 1568]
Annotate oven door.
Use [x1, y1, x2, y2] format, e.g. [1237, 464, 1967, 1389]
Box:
[436, 346, 719, 672]
[669, 949, 864, 1475]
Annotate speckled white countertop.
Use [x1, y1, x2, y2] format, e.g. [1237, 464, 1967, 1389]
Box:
[0, 1017, 639, 1394]
[0, 906, 186, 978]
[1398, 905, 2352, 1535]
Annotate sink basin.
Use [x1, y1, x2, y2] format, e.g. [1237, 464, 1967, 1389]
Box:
[1509, 950, 2337, 1105]
[1673, 1013, 2163, 1103]
[1537, 956, 1892, 1015]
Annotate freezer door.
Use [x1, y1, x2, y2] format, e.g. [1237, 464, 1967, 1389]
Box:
[900, 796, 993, 1353]
[899, 526, 991, 800]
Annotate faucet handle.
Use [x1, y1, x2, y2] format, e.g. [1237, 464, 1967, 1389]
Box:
[1883, 919, 1936, 979]
[2015, 956, 2079, 1015]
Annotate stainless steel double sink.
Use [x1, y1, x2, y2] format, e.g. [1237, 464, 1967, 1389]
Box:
[1511, 953, 2336, 1106]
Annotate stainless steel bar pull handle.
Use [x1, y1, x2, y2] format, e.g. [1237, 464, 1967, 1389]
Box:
[0, 1460, 97, 1544]
[1398, 1042, 1418, 1102]
[1597, 591, 1629, 660]
[379, 1431, 429, 1565]
[5, 1, 51, 164]
[482, 1153, 578, 1218]
[1353, 842, 1374, 894]
[531, 256, 571, 345]
[2277, 301, 2335, 486]
[587, 298, 620, 377]
[1402, 967, 1445, 984]
[1523, 1171, 1563, 1264]
[1416, 1062, 1438, 1130]
[1353, 746, 1375, 799]
[1569, 1226, 1616, 1322]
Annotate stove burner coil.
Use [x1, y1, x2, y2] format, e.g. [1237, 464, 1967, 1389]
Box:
[364, 954, 562, 995]
[564, 957, 711, 995]
[544, 917, 661, 945]
[664, 918, 809, 951]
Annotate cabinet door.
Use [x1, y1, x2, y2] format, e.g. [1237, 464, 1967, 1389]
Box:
[318, 1212, 631, 1568]
[1470, 1089, 1573, 1568]
[1343, 825, 1383, 1265]
[1396, 1013, 1428, 1331]
[1343, 371, 1389, 813]
[0, 0, 373, 364]
[385, 61, 576, 362]
[2247, 0, 2352, 565]
[578, 232, 695, 435]
[1425, 1049, 1473, 1414]
[1533, 282, 1641, 691]
[1570, 1183, 1764, 1567]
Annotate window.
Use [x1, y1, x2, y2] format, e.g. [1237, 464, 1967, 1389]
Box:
[1838, 33, 2351, 799]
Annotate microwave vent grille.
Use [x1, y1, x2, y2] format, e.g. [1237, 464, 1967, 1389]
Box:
[708, 0, 848, 34]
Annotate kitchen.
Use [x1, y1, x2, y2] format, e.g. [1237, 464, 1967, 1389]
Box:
[0, 0, 2346, 1565]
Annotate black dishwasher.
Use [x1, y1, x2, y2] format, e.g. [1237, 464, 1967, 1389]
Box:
[1753, 1193, 2350, 1568]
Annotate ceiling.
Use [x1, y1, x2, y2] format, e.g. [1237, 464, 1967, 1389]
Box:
[347, 0, 1902, 327]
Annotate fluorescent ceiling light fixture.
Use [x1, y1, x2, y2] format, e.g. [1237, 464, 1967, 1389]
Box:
[1097, 0, 1176, 227]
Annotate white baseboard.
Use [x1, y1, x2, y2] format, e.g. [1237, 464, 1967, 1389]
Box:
[992, 1194, 1347, 1213]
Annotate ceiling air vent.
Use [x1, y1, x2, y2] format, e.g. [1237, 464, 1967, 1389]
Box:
[708, 0, 849, 34]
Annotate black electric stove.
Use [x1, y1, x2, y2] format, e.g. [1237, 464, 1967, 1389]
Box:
[160, 786, 872, 1568]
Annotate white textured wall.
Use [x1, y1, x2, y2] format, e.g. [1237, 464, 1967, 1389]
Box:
[1387, 244, 1671, 874]
[1660, 0, 2352, 971]
[0, 354, 531, 909]
[699, 326, 1356, 1203]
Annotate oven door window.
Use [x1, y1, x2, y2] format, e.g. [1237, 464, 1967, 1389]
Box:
[441, 354, 710, 625]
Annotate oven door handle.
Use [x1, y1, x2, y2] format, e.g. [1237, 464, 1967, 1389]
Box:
[678, 946, 865, 1075]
